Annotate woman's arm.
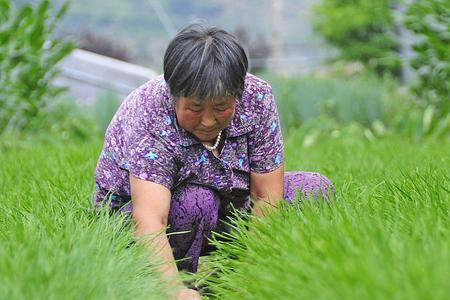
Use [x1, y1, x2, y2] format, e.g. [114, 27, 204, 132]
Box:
[250, 163, 285, 217]
[130, 175, 184, 288]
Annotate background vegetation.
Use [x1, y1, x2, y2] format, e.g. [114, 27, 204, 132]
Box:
[405, 0, 450, 117]
[313, 0, 401, 77]
[12, 0, 324, 70]
[0, 0, 75, 136]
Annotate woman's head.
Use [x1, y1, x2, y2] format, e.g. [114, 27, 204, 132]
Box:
[164, 24, 248, 100]
[164, 24, 248, 142]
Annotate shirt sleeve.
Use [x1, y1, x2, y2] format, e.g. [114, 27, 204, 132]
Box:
[121, 90, 177, 190]
[248, 85, 284, 173]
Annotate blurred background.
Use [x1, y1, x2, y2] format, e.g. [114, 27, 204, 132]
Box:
[33, 0, 330, 72]
[1, 0, 449, 146]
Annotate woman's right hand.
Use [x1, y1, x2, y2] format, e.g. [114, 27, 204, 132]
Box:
[174, 288, 202, 300]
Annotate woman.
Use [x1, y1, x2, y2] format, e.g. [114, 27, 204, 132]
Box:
[93, 24, 333, 300]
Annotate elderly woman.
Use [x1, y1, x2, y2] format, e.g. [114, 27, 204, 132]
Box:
[93, 24, 333, 299]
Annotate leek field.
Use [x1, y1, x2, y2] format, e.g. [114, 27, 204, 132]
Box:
[1, 1, 449, 299]
[1, 135, 448, 299]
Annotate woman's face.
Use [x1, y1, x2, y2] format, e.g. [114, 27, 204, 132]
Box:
[175, 96, 236, 143]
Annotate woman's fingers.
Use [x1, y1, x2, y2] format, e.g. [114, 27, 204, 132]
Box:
[175, 288, 202, 300]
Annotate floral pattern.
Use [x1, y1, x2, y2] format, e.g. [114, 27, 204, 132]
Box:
[93, 73, 284, 209]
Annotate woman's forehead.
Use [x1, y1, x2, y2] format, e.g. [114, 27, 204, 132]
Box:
[182, 95, 236, 105]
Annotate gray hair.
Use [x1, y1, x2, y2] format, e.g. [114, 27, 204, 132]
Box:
[163, 24, 248, 101]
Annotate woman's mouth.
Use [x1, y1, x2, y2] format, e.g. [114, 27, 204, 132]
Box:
[200, 128, 218, 134]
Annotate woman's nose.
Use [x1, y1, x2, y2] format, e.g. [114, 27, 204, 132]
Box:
[201, 110, 216, 127]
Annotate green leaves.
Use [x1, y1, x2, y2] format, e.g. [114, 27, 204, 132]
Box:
[0, 0, 75, 135]
[0, 0, 10, 22]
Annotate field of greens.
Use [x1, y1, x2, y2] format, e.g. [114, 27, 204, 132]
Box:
[1, 1, 449, 299]
[1, 134, 448, 299]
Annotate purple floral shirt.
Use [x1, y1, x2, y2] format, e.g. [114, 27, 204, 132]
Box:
[94, 73, 284, 205]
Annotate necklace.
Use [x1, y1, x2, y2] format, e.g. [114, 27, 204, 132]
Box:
[203, 130, 222, 151]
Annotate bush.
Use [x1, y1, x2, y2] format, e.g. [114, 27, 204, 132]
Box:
[405, 0, 450, 117]
[313, 0, 401, 77]
[0, 0, 74, 135]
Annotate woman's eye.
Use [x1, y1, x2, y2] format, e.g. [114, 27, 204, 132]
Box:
[215, 107, 228, 112]
[189, 108, 202, 112]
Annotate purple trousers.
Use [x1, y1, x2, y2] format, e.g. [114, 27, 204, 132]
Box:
[94, 171, 333, 273]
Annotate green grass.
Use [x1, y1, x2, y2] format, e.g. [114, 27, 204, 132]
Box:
[1, 134, 449, 299]
[0, 141, 170, 299]
[195, 136, 450, 299]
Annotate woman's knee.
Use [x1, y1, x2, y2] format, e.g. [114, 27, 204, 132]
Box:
[284, 171, 334, 201]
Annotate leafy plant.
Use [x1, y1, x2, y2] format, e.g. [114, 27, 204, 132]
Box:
[0, 0, 74, 135]
[405, 0, 450, 117]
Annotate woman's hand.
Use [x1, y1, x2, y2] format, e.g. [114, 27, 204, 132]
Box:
[174, 288, 202, 300]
